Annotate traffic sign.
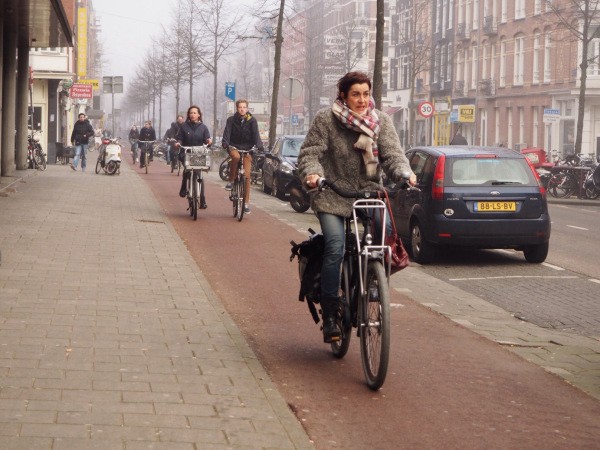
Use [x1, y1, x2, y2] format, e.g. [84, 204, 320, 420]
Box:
[291, 114, 299, 125]
[418, 101, 434, 118]
[543, 108, 560, 123]
[225, 82, 236, 101]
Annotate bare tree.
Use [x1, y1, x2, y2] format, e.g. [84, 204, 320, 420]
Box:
[193, 0, 245, 134]
[397, 0, 431, 147]
[267, 0, 285, 149]
[547, 0, 600, 155]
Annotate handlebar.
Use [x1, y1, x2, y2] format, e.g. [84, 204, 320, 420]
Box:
[228, 145, 258, 155]
[316, 176, 418, 199]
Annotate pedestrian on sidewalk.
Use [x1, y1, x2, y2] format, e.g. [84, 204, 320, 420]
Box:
[70, 113, 94, 172]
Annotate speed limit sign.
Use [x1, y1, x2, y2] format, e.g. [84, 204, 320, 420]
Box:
[418, 101, 434, 118]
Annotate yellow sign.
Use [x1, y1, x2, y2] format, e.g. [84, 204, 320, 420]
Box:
[458, 105, 475, 123]
[79, 79, 99, 90]
[77, 8, 88, 78]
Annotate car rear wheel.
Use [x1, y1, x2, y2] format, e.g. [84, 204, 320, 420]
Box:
[523, 242, 549, 263]
[410, 221, 435, 264]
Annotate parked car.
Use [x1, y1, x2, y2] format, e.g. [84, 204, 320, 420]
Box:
[262, 135, 305, 199]
[389, 146, 551, 264]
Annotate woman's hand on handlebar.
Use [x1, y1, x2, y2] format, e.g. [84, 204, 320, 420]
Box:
[305, 174, 321, 189]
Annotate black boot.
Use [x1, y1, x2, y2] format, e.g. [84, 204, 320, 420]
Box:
[179, 178, 188, 198]
[321, 296, 341, 343]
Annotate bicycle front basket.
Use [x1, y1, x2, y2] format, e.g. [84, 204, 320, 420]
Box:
[185, 146, 210, 169]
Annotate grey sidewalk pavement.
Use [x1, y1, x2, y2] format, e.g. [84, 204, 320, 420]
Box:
[0, 166, 313, 449]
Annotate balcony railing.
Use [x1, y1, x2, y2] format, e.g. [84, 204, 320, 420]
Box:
[455, 80, 465, 96]
[456, 23, 471, 41]
[479, 78, 496, 96]
[483, 16, 497, 35]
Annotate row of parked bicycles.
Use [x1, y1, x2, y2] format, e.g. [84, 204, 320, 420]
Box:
[536, 153, 600, 199]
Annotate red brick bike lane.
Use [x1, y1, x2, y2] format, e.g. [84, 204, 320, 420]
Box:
[133, 157, 600, 449]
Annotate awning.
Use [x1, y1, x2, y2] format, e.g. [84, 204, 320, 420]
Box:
[385, 106, 403, 115]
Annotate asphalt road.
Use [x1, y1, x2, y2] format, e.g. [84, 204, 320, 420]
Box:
[133, 157, 600, 449]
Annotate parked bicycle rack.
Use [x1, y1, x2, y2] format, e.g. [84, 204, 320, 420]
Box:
[550, 165, 591, 199]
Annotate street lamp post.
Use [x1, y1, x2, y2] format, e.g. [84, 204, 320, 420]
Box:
[102, 76, 124, 136]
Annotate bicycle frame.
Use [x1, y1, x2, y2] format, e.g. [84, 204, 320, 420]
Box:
[348, 199, 391, 300]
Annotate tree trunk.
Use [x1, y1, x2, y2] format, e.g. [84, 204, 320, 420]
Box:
[213, 40, 218, 135]
[268, 0, 285, 150]
[575, 4, 590, 156]
[372, 0, 385, 108]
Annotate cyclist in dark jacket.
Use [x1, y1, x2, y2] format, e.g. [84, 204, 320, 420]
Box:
[138, 121, 157, 168]
[176, 105, 212, 207]
[70, 113, 95, 171]
[222, 99, 264, 214]
[128, 125, 140, 163]
[163, 121, 179, 164]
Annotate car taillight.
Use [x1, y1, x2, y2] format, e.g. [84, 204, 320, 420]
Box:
[525, 158, 546, 197]
[432, 155, 446, 200]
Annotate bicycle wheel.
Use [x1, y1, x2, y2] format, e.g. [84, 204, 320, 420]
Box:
[219, 158, 230, 181]
[35, 148, 46, 171]
[237, 175, 246, 222]
[95, 158, 101, 174]
[547, 172, 575, 198]
[191, 174, 198, 221]
[232, 179, 239, 218]
[359, 260, 390, 390]
[331, 260, 353, 358]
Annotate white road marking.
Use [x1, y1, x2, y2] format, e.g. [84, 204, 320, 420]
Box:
[542, 262, 565, 271]
[589, 279, 600, 284]
[449, 275, 578, 281]
[390, 303, 405, 308]
[566, 225, 589, 231]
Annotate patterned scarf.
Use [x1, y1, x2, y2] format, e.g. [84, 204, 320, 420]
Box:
[332, 98, 380, 177]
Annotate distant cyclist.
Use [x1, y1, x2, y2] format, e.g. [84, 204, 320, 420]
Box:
[138, 121, 156, 168]
[222, 99, 264, 214]
[176, 105, 212, 207]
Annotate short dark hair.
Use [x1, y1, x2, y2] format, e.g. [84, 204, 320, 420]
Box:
[235, 99, 248, 108]
[187, 105, 202, 122]
[336, 71, 372, 102]
[78, 113, 85, 118]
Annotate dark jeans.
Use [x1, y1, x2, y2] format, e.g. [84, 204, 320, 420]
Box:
[317, 209, 392, 299]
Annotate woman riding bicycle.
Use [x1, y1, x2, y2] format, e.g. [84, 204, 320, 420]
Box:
[176, 105, 212, 207]
[298, 71, 416, 343]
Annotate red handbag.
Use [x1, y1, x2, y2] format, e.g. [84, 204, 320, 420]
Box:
[381, 191, 409, 273]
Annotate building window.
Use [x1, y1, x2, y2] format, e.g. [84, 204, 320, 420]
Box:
[518, 107, 525, 144]
[515, 0, 525, 19]
[500, 39, 506, 87]
[501, 0, 507, 23]
[544, 31, 552, 82]
[534, 0, 541, 15]
[482, 43, 488, 79]
[473, 0, 479, 30]
[495, 107, 500, 145]
[533, 33, 541, 83]
[471, 46, 478, 90]
[589, 29, 600, 77]
[532, 107, 539, 147]
[507, 107, 513, 148]
[514, 35, 525, 86]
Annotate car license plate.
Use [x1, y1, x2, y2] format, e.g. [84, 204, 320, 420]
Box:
[474, 201, 516, 212]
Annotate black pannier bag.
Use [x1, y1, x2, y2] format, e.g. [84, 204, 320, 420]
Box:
[290, 228, 324, 324]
